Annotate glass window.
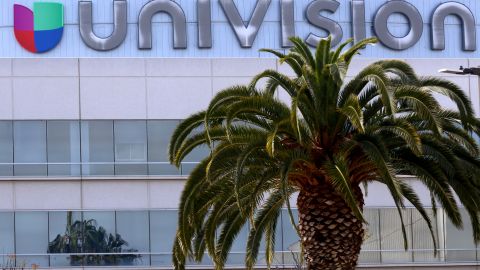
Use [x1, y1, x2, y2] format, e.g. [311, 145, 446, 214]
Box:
[0, 122, 13, 176]
[14, 121, 47, 176]
[114, 121, 147, 175]
[0, 212, 14, 268]
[15, 212, 49, 267]
[445, 209, 477, 262]
[282, 209, 301, 266]
[225, 225, 248, 266]
[181, 144, 210, 175]
[412, 209, 440, 263]
[116, 211, 149, 266]
[379, 208, 413, 263]
[47, 121, 81, 176]
[180, 125, 210, 175]
[48, 211, 83, 267]
[82, 211, 117, 266]
[147, 120, 180, 175]
[257, 215, 283, 267]
[150, 210, 177, 266]
[359, 209, 381, 264]
[81, 121, 114, 176]
[0, 212, 14, 253]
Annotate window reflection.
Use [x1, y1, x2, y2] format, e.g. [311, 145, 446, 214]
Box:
[81, 121, 115, 176]
[0, 209, 477, 267]
[14, 121, 47, 176]
[48, 211, 83, 267]
[114, 121, 148, 175]
[116, 211, 149, 266]
[15, 212, 49, 267]
[48, 211, 143, 267]
[47, 121, 81, 176]
[0, 122, 13, 176]
[147, 120, 180, 175]
[150, 210, 177, 266]
[0, 212, 14, 256]
[0, 120, 208, 177]
[282, 209, 301, 266]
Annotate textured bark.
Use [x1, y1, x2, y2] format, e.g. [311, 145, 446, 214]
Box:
[297, 183, 364, 270]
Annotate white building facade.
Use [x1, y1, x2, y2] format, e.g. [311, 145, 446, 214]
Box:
[0, 0, 479, 269]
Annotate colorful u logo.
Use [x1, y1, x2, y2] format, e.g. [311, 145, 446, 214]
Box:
[14, 2, 64, 53]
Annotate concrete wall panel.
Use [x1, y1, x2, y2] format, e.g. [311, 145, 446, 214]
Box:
[147, 77, 212, 119]
[13, 77, 79, 119]
[146, 58, 212, 77]
[149, 180, 185, 209]
[12, 59, 78, 77]
[80, 77, 147, 119]
[80, 58, 146, 77]
[14, 181, 81, 210]
[82, 180, 149, 209]
[0, 59, 12, 77]
[0, 78, 13, 119]
[0, 182, 14, 210]
[212, 59, 276, 77]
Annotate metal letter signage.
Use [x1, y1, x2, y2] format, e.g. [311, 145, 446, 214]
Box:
[138, 0, 187, 49]
[351, 0, 366, 43]
[79, 0, 127, 51]
[281, 0, 295, 47]
[306, 0, 343, 47]
[197, 0, 212, 48]
[219, 0, 272, 48]
[8, 0, 480, 55]
[432, 2, 476, 51]
[374, 1, 423, 50]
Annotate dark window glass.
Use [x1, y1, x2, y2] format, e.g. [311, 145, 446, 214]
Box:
[0, 212, 15, 259]
[150, 210, 177, 266]
[147, 120, 180, 175]
[48, 211, 83, 267]
[15, 212, 49, 267]
[81, 121, 114, 176]
[0, 122, 13, 176]
[116, 211, 149, 266]
[47, 121, 81, 176]
[257, 215, 283, 266]
[181, 127, 210, 175]
[82, 211, 118, 266]
[14, 121, 47, 176]
[225, 225, 248, 266]
[282, 209, 301, 265]
[114, 121, 148, 175]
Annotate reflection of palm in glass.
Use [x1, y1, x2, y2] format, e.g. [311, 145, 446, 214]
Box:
[47, 212, 141, 266]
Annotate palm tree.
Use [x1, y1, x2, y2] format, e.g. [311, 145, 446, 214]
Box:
[169, 36, 480, 270]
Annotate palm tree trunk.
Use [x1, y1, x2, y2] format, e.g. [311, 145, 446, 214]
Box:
[297, 182, 364, 270]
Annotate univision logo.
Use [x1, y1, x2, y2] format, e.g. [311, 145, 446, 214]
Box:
[7, 0, 479, 54]
[14, 2, 64, 53]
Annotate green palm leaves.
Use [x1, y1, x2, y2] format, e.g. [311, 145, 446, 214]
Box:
[169, 36, 480, 269]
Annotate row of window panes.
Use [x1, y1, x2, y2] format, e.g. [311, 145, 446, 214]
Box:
[0, 208, 478, 268]
[0, 121, 209, 177]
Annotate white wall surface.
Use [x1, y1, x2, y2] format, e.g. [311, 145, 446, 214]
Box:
[0, 57, 477, 211]
[0, 58, 477, 120]
[0, 179, 186, 210]
[0, 178, 436, 210]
